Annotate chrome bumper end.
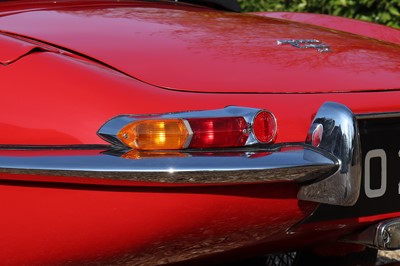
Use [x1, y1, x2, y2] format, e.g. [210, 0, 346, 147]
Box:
[298, 102, 362, 206]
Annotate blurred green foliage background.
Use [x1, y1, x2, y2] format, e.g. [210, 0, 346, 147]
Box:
[238, 0, 400, 28]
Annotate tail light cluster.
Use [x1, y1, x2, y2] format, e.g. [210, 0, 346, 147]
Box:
[98, 106, 277, 150]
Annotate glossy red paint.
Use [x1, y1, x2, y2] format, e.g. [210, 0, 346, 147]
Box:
[0, 181, 314, 265]
[0, 1, 400, 265]
[256, 12, 400, 46]
[0, 2, 399, 94]
[2, 50, 400, 146]
[0, 33, 37, 64]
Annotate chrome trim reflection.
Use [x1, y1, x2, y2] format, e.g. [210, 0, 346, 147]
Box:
[277, 39, 332, 53]
[344, 218, 400, 250]
[374, 219, 400, 250]
[0, 145, 338, 186]
[298, 102, 362, 206]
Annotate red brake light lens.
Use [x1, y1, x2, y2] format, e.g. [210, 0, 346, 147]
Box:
[187, 117, 248, 148]
[253, 111, 277, 143]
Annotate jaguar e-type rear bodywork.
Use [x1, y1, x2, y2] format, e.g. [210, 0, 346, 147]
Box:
[0, 0, 400, 265]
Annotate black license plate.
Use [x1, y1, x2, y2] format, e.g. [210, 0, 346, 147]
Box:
[356, 116, 400, 216]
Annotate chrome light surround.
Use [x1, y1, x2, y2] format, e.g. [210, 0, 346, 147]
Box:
[97, 106, 277, 149]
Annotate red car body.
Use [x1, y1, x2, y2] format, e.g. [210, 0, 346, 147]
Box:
[0, 0, 400, 265]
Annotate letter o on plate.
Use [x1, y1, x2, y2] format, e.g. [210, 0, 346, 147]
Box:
[364, 149, 387, 198]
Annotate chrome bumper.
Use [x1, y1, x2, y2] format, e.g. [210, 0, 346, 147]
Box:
[0, 145, 337, 185]
[0, 102, 361, 206]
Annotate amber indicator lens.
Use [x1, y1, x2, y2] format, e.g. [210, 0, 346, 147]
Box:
[187, 117, 249, 148]
[252, 111, 277, 143]
[117, 119, 189, 150]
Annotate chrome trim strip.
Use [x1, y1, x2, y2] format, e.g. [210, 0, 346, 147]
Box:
[356, 112, 400, 120]
[0, 145, 338, 186]
[298, 102, 362, 206]
[182, 119, 193, 149]
[0, 144, 110, 150]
